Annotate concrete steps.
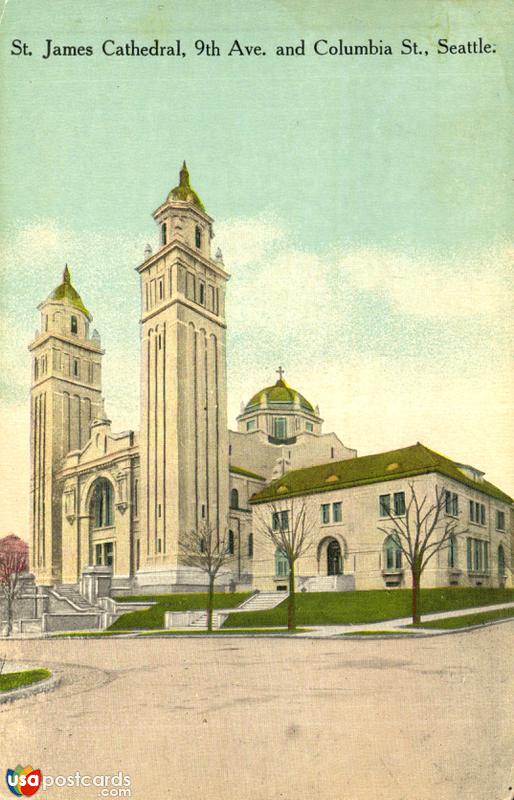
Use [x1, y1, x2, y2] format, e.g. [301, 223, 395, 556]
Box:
[235, 591, 287, 612]
[51, 585, 101, 613]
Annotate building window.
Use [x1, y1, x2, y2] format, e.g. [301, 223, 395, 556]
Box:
[498, 545, 505, 577]
[394, 492, 405, 516]
[320, 504, 330, 524]
[379, 494, 391, 517]
[104, 542, 114, 567]
[195, 225, 202, 248]
[306, 422, 314, 432]
[275, 548, 289, 577]
[496, 510, 505, 531]
[158, 504, 162, 518]
[448, 535, 457, 569]
[71, 315, 78, 334]
[158, 334, 162, 350]
[467, 537, 488, 573]
[136, 540, 141, 570]
[159, 280, 163, 300]
[332, 501, 342, 522]
[445, 491, 459, 517]
[469, 501, 486, 525]
[230, 488, 239, 509]
[92, 478, 113, 528]
[247, 533, 253, 558]
[246, 419, 256, 431]
[227, 530, 235, 555]
[384, 535, 402, 570]
[73, 359, 79, 377]
[199, 282, 205, 305]
[201, 504, 206, 519]
[273, 418, 287, 439]
[272, 511, 289, 531]
[331, 447, 335, 458]
[199, 538, 206, 553]
[134, 479, 138, 517]
[161, 222, 167, 246]
[34, 358, 39, 379]
[96, 542, 114, 568]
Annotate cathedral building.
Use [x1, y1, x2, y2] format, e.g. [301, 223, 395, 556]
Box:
[29, 164, 356, 595]
[28, 165, 512, 601]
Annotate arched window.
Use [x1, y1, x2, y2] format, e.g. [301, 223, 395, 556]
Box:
[384, 535, 402, 570]
[71, 315, 78, 334]
[448, 535, 457, 569]
[195, 225, 202, 248]
[161, 222, 167, 246]
[247, 533, 253, 558]
[230, 488, 239, 509]
[498, 545, 505, 577]
[34, 358, 39, 379]
[275, 547, 289, 577]
[92, 478, 113, 528]
[227, 530, 235, 555]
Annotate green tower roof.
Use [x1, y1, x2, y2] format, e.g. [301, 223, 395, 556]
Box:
[167, 162, 206, 211]
[48, 266, 91, 320]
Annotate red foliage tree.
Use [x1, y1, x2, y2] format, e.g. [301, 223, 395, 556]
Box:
[0, 536, 29, 637]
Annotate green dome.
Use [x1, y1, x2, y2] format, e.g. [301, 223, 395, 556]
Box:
[246, 379, 315, 413]
[48, 266, 91, 320]
[167, 162, 205, 211]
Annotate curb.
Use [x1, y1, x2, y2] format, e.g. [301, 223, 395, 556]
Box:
[0, 673, 61, 705]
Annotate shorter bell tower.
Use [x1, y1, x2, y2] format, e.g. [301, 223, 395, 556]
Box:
[29, 266, 104, 584]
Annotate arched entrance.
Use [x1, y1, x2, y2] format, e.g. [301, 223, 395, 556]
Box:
[327, 539, 342, 575]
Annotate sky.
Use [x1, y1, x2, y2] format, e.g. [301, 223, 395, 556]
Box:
[0, 0, 512, 537]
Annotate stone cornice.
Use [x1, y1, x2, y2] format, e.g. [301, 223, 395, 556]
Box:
[136, 238, 229, 281]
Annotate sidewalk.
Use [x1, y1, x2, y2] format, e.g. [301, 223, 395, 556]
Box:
[295, 600, 514, 637]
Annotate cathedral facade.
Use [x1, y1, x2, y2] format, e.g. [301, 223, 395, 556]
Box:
[29, 166, 512, 598]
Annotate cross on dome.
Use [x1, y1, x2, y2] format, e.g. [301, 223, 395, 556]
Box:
[276, 366, 285, 381]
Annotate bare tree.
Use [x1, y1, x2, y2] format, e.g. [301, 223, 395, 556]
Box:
[179, 523, 233, 631]
[0, 547, 28, 637]
[255, 497, 317, 630]
[378, 482, 468, 624]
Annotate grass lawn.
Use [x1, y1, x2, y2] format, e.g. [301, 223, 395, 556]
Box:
[109, 592, 252, 631]
[0, 669, 51, 692]
[411, 606, 514, 630]
[222, 587, 514, 628]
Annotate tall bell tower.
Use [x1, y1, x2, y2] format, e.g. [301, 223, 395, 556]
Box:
[137, 163, 230, 589]
[29, 267, 104, 584]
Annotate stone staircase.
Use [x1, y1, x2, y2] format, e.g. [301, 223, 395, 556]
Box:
[188, 611, 225, 628]
[51, 584, 101, 613]
[235, 591, 287, 612]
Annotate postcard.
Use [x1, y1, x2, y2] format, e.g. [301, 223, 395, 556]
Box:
[0, 2, 512, 799]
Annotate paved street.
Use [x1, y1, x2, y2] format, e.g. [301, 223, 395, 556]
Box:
[0, 624, 512, 800]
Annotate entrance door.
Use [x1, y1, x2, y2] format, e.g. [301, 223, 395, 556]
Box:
[327, 539, 342, 575]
